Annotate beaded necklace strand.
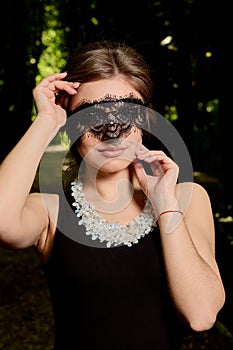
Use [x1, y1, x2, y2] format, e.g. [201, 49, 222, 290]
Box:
[71, 179, 156, 248]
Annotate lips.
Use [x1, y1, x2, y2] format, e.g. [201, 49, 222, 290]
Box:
[98, 147, 126, 158]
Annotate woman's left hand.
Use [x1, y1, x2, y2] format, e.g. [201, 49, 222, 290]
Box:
[132, 145, 179, 214]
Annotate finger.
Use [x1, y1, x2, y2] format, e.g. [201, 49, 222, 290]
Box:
[54, 81, 80, 94]
[136, 148, 166, 157]
[135, 150, 168, 169]
[39, 72, 68, 85]
[136, 150, 173, 165]
[135, 144, 150, 153]
[39, 81, 80, 98]
[38, 72, 80, 93]
[132, 161, 149, 195]
[136, 151, 178, 178]
[135, 152, 169, 169]
[136, 154, 164, 176]
[136, 144, 166, 155]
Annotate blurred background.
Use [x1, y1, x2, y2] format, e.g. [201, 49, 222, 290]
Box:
[0, 0, 232, 349]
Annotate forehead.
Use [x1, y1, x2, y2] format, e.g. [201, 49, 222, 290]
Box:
[69, 77, 142, 110]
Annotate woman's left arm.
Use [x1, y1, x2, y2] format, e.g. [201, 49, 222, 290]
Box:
[133, 147, 225, 331]
[158, 181, 225, 331]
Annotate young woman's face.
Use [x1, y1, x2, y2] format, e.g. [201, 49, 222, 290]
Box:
[69, 76, 143, 173]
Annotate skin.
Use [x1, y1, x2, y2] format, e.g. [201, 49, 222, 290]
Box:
[0, 72, 225, 332]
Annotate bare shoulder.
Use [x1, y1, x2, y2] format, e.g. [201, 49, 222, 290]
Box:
[177, 181, 209, 194]
[189, 181, 211, 198]
[177, 181, 215, 250]
[176, 181, 212, 212]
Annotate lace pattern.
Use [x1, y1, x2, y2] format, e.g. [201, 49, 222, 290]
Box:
[67, 94, 149, 140]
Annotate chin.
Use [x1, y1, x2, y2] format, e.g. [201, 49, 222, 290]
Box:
[98, 158, 132, 173]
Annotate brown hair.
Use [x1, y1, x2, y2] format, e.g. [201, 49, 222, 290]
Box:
[58, 40, 154, 107]
[60, 41, 156, 191]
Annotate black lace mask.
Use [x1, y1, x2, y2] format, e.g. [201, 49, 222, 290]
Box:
[66, 94, 149, 142]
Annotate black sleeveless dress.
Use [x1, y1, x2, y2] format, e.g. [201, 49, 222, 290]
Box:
[44, 193, 183, 350]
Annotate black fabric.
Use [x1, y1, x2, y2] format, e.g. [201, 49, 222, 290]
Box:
[44, 194, 183, 350]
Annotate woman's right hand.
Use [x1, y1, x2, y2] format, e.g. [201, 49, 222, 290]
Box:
[32, 72, 79, 128]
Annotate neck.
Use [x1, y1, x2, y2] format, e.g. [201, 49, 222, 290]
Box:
[80, 164, 142, 213]
[84, 166, 132, 199]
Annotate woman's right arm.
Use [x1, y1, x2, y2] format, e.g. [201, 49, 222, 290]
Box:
[0, 72, 79, 249]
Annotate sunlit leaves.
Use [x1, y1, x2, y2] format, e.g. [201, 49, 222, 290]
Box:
[35, 4, 68, 84]
[164, 105, 178, 121]
[32, 3, 68, 120]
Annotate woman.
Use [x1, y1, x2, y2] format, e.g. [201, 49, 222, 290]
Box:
[0, 40, 225, 350]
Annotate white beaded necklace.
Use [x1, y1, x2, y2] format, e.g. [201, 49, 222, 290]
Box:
[71, 179, 156, 248]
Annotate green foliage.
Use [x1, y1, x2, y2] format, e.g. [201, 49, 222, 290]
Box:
[31, 3, 69, 122]
[59, 130, 71, 150]
[164, 105, 178, 121]
[36, 4, 68, 84]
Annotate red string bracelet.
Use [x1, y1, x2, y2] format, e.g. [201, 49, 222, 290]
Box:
[156, 210, 183, 224]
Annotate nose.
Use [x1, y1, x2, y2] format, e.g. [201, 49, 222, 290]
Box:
[101, 122, 123, 140]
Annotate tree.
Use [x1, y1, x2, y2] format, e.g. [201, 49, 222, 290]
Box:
[0, 0, 44, 162]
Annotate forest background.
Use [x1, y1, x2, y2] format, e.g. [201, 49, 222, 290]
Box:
[0, 0, 233, 349]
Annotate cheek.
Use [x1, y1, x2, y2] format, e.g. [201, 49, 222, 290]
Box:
[77, 133, 100, 158]
[127, 127, 143, 143]
[77, 127, 142, 160]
